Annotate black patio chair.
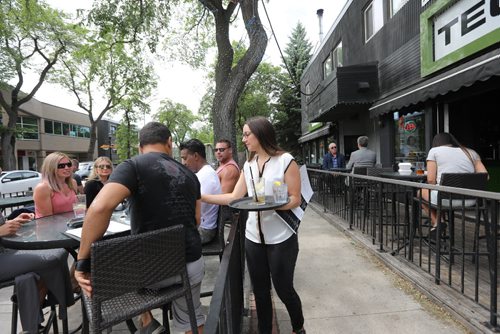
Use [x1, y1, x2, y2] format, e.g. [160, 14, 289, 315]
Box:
[199, 207, 231, 298]
[82, 225, 199, 334]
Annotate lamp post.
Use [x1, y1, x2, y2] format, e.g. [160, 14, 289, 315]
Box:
[108, 135, 113, 161]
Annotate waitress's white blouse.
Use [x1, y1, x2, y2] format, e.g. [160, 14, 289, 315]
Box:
[243, 152, 295, 244]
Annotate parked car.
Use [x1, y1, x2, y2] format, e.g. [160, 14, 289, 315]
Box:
[0, 170, 41, 196]
[75, 161, 93, 179]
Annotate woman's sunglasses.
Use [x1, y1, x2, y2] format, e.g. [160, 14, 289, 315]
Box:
[57, 162, 72, 169]
[98, 165, 112, 170]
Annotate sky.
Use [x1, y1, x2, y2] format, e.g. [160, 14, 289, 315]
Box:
[22, 0, 348, 121]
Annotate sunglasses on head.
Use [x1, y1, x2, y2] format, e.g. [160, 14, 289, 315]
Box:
[98, 164, 112, 170]
[214, 148, 227, 153]
[57, 162, 72, 169]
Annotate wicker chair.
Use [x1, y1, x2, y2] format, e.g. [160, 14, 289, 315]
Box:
[83, 225, 199, 334]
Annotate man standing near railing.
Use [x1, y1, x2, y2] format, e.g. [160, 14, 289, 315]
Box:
[346, 136, 376, 169]
[75, 122, 205, 334]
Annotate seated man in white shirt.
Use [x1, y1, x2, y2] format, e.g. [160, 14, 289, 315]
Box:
[180, 139, 222, 244]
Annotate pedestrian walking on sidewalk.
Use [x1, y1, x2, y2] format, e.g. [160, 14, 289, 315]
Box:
[202, 116, 306, 334]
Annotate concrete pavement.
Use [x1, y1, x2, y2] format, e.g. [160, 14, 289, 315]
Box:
[268, 207, 467, 334]
[1, 207, 468, 333]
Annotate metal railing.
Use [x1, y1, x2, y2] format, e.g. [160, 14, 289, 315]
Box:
[204, 211, 247, 334]
[308, 168, 500, 329]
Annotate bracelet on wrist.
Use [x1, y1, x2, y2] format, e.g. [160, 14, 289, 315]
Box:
[75, 258, 91, 273]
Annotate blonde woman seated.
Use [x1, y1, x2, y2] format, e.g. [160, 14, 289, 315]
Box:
[34, 152, 78, 218]
[84, 156, 113, 208]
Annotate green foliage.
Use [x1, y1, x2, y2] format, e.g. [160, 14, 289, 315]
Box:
[200, 41, 283, 151]
[115, 120, 139, 161]
[52, 25, 157, 159]
[0, 0, 83, 169]
[154, 98, 199, 147]
[274, 23, 312, 158]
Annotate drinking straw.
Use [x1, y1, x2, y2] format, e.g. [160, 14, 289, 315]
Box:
[249, 167, 258, 202]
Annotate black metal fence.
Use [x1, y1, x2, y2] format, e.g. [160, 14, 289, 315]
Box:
[204, 212, 247, 334]
[308, 168, 500, 329]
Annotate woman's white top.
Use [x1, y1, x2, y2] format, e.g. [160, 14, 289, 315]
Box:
[243, 152, 295, 244]
[427, 146, 479, 184]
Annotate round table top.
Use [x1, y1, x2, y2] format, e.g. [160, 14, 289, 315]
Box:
[2, 211, 80, 250]
[2, 209, 129, 250]
[229, 196, 289, 211]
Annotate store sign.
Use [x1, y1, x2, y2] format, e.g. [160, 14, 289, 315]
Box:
[404, 121, 417, 133]
[421, 0, 500, 76]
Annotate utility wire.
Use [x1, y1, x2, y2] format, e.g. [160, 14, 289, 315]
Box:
[261, 0, 319, 97]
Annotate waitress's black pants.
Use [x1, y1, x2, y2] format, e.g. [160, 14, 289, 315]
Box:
[245, 234, 304, 334]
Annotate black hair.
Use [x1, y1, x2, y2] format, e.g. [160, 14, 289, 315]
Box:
[179, 138, 206, 160]
[139, 122, 172, 147]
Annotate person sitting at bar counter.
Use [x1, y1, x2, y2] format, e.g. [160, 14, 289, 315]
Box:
[322, 142, 345, 170]
[419, 132, 488, 239]
[346, 136, 376, 169]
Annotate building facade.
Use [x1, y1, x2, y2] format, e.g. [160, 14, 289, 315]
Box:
[300, 0, 500, 184]
[0, 92, 122, 170]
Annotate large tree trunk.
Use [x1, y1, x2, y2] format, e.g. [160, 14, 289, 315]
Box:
[211, 0, 268, 164]
[1, 105, 19, 171]
[86, 123, 98, 161]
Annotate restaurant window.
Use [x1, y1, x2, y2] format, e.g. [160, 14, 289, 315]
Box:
[394, 111, 426, 162]
[16, 116, 39, 140]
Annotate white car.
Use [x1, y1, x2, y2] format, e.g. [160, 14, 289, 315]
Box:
[0, 170, 41, 195]
[75, 161, 93, 179]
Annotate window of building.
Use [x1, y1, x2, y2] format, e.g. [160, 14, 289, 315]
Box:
[364, 3, 374, 41]
[323, 54, 333, 79]
[394, 111, 426, 162]
[390, 0, 409, 17]
[109, 124, 117, 134]
[44, 119, 90, 138]
[333, 41, 343, 68]
[44, 120, 53, 134]
[16, 116, 39, 140]
[364, 0, 384, 42]
[54, 122, 62, 135]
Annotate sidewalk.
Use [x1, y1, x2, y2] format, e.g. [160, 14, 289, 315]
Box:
[1, 208, 468, 334]
[256, 207, 467, 334]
